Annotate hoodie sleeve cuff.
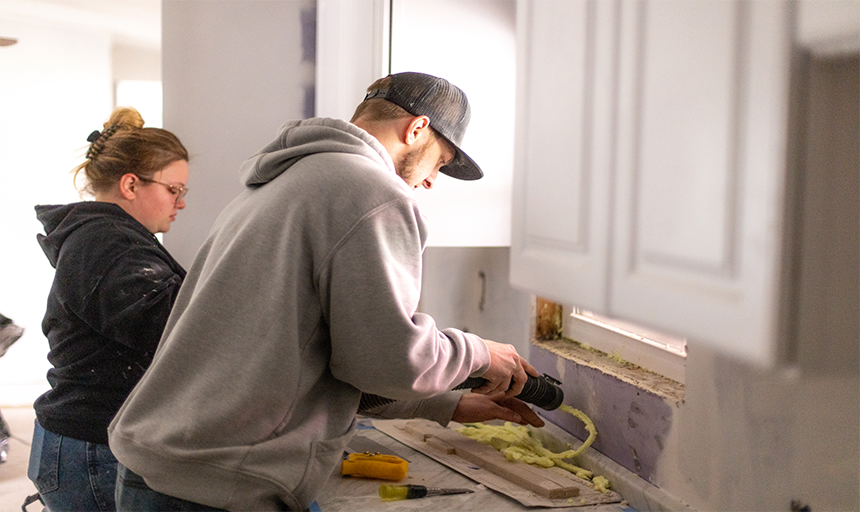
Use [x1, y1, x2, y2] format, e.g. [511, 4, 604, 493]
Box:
[463, 332, 490, 378]
[359, 391, 463, 427]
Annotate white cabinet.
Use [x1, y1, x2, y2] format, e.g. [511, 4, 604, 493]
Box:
[797, 0, 860, 56]
[511, 0, 617, 312]
[316, 0, 516, 247]
[510, 0, 796, 366]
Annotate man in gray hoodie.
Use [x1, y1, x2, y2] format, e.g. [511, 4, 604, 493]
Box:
[109, 72, 541, 511]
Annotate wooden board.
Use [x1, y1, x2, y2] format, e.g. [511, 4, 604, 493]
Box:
[375, 419, 623, 508]
[405, 421, 580, 499]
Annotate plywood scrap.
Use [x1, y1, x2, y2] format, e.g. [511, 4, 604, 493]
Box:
[426, 436, 455, 455]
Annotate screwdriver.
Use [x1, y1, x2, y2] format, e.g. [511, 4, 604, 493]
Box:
[379, 484, 474, 501]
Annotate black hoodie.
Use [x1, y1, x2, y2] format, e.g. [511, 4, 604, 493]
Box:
[34, 202, 185, 444]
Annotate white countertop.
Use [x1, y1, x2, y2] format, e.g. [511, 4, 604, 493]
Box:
[312, 417, 637, 512]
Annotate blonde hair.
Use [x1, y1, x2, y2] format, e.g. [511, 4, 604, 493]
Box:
[73, 106, 188, 196]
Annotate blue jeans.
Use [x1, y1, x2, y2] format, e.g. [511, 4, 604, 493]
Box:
[117, 464, 320, 512]
[115, 463, 228, 512]
[27, 420, 117, 512]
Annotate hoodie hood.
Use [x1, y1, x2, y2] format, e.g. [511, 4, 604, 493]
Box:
[240, 118, 395, 188]
[35, 202, 150, 268]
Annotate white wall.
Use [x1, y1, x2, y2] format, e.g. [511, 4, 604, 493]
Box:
[419, 247, 531, 357]
[0, 19, 112, 406]
[656, 344, 858, 511]
[0, 1, 160, 407]
[161, 0, 317, 267]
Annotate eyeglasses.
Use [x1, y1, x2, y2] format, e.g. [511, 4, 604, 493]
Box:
[136, 176, 189, 205]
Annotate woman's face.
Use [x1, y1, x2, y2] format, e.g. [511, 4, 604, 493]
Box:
[134, 159, 189, 234]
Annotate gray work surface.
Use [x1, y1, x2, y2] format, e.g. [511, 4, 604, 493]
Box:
[312, 418, 636, 512]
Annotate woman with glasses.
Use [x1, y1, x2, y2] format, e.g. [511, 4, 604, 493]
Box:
[28, 106, 189, 512]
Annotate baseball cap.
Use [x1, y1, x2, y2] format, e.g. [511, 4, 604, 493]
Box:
[363, 72, 483, 181]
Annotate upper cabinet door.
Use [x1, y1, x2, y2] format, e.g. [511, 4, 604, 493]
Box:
[511, 0, 795, 366]
[609, 0, 793, 366]
[510, 0, 618, 311]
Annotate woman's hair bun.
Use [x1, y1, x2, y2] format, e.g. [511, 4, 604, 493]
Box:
[106, 106, 145, 131]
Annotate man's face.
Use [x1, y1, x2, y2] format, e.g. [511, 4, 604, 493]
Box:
[395, 133, 456, 190]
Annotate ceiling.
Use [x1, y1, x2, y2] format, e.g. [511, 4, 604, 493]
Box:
[0, 0, 161, 48]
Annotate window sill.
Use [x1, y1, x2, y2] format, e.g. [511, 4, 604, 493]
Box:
[566, 314, 687, 385]
[533, 338, 684, 404]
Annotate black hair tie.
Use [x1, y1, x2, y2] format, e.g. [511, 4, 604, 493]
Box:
[86, 130, 101, 143]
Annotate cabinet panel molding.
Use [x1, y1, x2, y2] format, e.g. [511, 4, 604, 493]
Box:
[610, 0, 794, 365]
[522, 0, 593, 249]
[626, 0, 742, 276]
[511, 0, 618, 309]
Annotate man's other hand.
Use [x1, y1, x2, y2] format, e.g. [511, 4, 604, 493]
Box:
[450, 392, 545, 428]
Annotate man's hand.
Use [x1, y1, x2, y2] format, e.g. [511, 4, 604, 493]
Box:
[475, 339, 539, 398]
[450, 393, 545, 428]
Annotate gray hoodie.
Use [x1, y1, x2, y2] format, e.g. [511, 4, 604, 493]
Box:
[108, 118, 490, 510]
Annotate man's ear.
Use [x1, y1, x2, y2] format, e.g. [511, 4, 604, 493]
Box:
[404, 115, 431, 145]
[118, 173, 139, 200]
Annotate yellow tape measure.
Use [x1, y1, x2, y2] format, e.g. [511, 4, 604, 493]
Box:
[341, 452, 408, 481]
